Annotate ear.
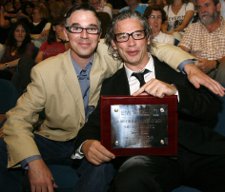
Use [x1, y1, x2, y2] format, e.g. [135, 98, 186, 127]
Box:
[63, 28, 69, 42]
[111, 40, 117, 50]
[147, 36, 151, 46]
[98, 32, 102, 42]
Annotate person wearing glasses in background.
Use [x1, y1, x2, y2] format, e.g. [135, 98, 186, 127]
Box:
[0, 3, 224, 192]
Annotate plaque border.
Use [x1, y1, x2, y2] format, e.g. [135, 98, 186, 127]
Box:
[100, 95, 178, 156]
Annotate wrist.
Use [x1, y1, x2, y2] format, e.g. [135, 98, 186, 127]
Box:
[5, 63, 9, 68]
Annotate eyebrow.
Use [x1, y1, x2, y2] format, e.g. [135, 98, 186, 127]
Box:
[68, 23, 99, 28]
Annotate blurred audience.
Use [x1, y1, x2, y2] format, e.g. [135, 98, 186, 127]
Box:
[220, 0, 225, 19]
[89, 0, 113, 18]
[35, 18, 69, 63]
[162, 0, 195, 37]
[144, 5, 178, 44]
[29, 4, 51, 48]
[119, 0, 149, 15]
[179, 0, 225, 85]
[0, 20, 35, 80]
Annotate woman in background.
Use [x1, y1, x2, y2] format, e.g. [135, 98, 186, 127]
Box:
[162, 0, 194, 36]
[29, 4, 51, 48]
[0, 20, 35, 80]
[144, 5, 178, 45]
[35, 19, 69, 63]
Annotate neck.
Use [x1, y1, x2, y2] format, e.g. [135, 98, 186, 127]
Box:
[71, 51, 92, 69]
[152, 31, 160, 37]
[17, 42, 22, 47]
[204, 17, 221, 32]
[173, 0, 182, 6]
[125, 54, 150, 72]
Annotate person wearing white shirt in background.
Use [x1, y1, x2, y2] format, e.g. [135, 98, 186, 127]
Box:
[162, 0, 195, 38]
[220, 0, 225, 18]
[144, 5, 178, 45]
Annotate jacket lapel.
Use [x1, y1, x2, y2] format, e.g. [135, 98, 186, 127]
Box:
[62, 51, 85, 121]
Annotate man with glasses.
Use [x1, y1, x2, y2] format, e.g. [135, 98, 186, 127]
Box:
[0, 3, 224, 192]
[0, 4, 118, 192]
[74, 10, 225, 192]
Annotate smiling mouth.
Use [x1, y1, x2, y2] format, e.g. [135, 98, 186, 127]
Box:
[127, 50, 139, 56]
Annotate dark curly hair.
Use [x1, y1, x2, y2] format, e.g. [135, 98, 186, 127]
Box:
[143, 5, 167, 23]
[5, 20, 31, 56]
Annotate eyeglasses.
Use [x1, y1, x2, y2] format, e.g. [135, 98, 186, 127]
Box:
[114, 30, 146, 43]
[65, 25, 100, 34]
[148, 15, 162, 20]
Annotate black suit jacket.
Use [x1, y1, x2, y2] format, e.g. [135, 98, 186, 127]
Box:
[75, 56, 225, 155]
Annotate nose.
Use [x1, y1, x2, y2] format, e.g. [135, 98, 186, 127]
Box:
[127, 35, 136, 46]
[80, 29, 88, 38]
[198, 6, 206, 14]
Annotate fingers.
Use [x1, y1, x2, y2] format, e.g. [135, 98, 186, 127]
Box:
[188, 68, 225, 96]
[132, 79, 177, 98]
[82, 140, 115, 165]
[28, 159, 56, 192]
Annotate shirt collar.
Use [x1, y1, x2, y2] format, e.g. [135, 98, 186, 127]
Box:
[70, 52, 93, 76]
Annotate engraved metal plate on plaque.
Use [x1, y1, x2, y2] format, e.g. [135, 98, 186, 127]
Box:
[111, 104, 168, 148]
[101, 95, 178, 156]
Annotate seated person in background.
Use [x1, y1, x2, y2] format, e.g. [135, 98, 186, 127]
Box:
[89, 0, 113, 18]
[162, 0, 195, 38]
[35, 18, 69, 63]
[144, 5, 178, 45]
[48, 1, 67, 22]
[220, 0, 225, 19]
[179, 0, 225, 85]
[0, 20, 35, 80]
[29, 4, 51, 48]
[17, 1, 35, 23]
[0, 4, 13, 44]
[119, 0, 149, 15]
[74, 10, 225, 192]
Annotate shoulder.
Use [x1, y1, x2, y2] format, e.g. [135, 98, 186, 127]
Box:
[33, 51, 69, 73]
[155, 32, 175, 44]
[186, 2, 194, 9]
[102, 67, 124, 86]
[185, 22, 202, 33]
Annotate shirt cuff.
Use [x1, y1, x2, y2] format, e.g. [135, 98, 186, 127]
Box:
[71, 142, 85, 160]
[21, 155, 42, 170]
[178, 59, 196, 74]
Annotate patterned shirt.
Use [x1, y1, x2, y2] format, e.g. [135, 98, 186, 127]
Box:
[179, 18, 225, 60]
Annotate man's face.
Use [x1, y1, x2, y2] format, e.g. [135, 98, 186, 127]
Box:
[64, 10, 101, 61]
[111, 18, 150, 70]
[197, 0, 220, 25]
[147, 10, 162, 35]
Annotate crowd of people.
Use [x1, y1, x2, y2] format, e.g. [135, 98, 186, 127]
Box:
[0, 0, 225, 192]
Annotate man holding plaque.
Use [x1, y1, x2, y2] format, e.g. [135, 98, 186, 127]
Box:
[74, 11, 225, 192]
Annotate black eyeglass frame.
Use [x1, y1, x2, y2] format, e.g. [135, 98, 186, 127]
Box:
[65, 25, 101, 34]
[114, 30, 147, 43]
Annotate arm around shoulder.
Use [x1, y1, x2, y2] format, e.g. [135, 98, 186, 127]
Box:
[151, 42, 195, 71]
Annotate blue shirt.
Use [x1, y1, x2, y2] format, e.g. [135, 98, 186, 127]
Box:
[119, 3, 148, 15]
[72, 56, 93, 120]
